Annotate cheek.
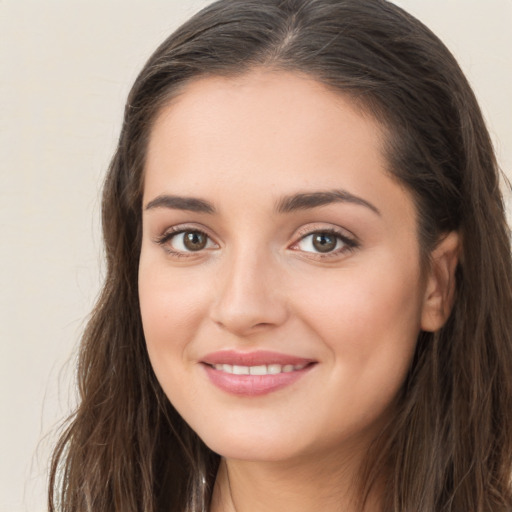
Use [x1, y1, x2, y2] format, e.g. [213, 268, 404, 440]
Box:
[296, 254, 424, 386]
[303, 265, 421, 325]
[138, 262, 211, 375]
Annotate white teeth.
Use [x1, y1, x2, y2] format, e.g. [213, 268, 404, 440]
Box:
[249, 365, 268, 375]
[212, 363, 307, 375]
[267, 364, 282, 375]
[232, 365, 249, 375]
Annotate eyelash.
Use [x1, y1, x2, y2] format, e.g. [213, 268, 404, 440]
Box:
[154, 225, 359, 259]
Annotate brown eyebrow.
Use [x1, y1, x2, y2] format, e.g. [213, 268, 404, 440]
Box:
[144, 189, 380, 216]
[145, 195, 216, 214]
[275, 189, 380, 216]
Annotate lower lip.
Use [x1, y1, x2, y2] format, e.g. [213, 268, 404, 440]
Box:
[202, 364, 314, 396]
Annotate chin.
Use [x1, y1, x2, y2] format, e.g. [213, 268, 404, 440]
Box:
[195, 426, 304, 463]
[209, 441, 298, 463]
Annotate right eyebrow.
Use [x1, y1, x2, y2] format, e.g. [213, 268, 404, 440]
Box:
[275, 189, 381, 216]
[144, 194, 216, 214]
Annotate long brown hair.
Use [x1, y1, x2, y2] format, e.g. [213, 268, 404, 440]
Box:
[49, 1, 512, 510]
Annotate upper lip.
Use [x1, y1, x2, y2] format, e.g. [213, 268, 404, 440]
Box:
[201, 350, 316, 367]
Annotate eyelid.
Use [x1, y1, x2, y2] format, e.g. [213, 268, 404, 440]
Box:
[154, 222, 211, 239]
[293, 223, 357, 241]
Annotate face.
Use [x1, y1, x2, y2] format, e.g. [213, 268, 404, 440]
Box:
[139, 70, 434, 464]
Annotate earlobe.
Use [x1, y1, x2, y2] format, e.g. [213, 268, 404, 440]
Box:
[420, 231, 461, 332]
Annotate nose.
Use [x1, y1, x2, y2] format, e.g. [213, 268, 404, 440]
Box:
[209, 249, 289, 337]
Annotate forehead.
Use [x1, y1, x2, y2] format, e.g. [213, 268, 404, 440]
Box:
[150, 70, 386, 147]
[145, 70, 390, 194]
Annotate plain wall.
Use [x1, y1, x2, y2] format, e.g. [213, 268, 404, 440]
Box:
[0, 1, 510, 511]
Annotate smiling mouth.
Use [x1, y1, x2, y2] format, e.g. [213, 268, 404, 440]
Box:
[201, 353, 316, 396]
[209, 363, 309, 375]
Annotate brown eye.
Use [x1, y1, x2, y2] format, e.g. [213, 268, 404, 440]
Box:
[159, 229, 215, 254]
[182, 231, 208, 251]
[293, 229, 357, 257]
[312, 232, 338, 253]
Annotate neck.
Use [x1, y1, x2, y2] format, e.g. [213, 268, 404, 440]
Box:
[209, 446, 383, 512]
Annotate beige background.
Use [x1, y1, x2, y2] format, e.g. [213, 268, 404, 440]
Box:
[0, 1, 510, 511]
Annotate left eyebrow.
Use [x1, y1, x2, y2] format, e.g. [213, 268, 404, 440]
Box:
[144, 194, 216, 214]
[275, 189, 381, 216]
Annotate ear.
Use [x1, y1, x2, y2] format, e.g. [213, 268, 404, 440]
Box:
[420, 231, 461, 332]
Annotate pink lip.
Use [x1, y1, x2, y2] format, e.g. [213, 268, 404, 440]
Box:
[202, 350, 314, 367]
[201, 350, 316, 397]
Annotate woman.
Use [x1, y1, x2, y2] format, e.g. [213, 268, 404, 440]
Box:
[49, 0, 512, 511]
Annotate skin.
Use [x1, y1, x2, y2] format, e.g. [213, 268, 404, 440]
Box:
[138, 69, 459, 511]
